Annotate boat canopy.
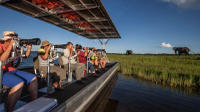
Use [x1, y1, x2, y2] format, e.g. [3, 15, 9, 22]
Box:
[0, 0, 121, 39]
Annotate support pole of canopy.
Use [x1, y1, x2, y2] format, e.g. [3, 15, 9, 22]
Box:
[98, 39, 109, 50]
[98, 39, 109, 62]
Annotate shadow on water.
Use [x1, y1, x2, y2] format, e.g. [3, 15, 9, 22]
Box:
[88, 74, 200, 112]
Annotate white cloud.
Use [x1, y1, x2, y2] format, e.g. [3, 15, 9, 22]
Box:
[160, 42, 172, 48]
[160, 0, 200, 9]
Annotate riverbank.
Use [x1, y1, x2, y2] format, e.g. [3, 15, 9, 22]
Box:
[107, 54, 200, 88]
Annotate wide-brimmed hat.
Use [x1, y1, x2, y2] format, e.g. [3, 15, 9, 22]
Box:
[41, 40, 50, 47]
[1, 31, 17, 41]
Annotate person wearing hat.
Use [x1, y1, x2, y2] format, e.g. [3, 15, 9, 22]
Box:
[38, 40, 66, 89]
[0, 31, 38, 112]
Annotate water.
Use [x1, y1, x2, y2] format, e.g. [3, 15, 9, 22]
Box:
[104, 74, 200, 112]
[18, 51, 59, 68]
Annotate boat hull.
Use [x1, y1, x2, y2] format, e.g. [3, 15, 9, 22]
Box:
[52, 62, 118, 112]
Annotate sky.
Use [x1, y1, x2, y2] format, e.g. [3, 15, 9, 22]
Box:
[0, 0, 200, 54]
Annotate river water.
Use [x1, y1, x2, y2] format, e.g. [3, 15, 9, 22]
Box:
[103, 74, 200, 112]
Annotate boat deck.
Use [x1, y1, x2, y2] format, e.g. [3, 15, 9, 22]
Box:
[1, 62, 118, 112]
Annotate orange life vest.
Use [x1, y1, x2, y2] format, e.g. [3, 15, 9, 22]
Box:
[0, 44, 17, 71]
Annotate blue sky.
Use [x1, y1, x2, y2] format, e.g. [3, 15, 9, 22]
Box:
[0, 0, 200, 53]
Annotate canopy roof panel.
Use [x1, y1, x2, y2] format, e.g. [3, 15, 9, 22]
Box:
[0, 0, 121, 39]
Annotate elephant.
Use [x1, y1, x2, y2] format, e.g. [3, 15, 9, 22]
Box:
[173, 47, 190, 55]
[126, 50, 133, 55]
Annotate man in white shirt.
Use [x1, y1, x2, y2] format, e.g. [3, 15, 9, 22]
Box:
[62, 42, 85, 81]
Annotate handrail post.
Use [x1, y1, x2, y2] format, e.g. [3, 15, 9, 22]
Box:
[47, 58, 50, 87]
[68, 58, 72, 83]
[46, 57, 54, 94]
[86, 49, 90, 75]
[86, 56, 89, 75]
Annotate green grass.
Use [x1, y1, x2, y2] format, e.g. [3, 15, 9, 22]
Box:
[108, 54, 200, 88]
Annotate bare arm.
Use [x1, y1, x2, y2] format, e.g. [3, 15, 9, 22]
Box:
[69, 49, 73, 57]
[25, 44, 32, 58]
[84, 47, 88, 57]
[0, 40, 14, 61]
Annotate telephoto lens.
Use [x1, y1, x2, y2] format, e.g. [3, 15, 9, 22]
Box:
[95, 49, 106, 52]
[54, 44, 66, 49]
[81, 47, 93, 51]
[19, 38, 41, 46]
[89, 47, 94, 50]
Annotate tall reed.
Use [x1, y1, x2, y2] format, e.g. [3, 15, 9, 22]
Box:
[108, 54, 200, 88]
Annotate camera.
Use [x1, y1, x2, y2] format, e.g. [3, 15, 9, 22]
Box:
[19, 38, 41, 46]
[94, 49, 106, 52]
[13, 38, 41, 46]
[82, 47, 94, 51]
[11, 38, 41, 58]
[75, 44, 82, 50]
[53, 44, 66, 49]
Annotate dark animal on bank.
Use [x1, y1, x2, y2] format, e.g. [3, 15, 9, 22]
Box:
[173, 47, 190, 55]
[126, 50, 133, 55]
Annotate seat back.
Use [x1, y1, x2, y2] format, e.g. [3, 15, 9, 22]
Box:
[58, 57, 63, 67]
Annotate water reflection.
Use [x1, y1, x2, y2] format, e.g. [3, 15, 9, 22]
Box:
[86, 74, 118, 112]
[103, 99, 119, 112]
[107, 74, 200, 112]
[122, 73, 200, 96]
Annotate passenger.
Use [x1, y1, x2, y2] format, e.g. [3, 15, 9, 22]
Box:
[62, 42, 85, 81]
[97, 50, 107, 69]
[70, 46, 78, 64]
[0, 31, 37, 112]
[38, 40, 66, 89]
[76, 44, 96, 74]
[89, 48, 99, 70]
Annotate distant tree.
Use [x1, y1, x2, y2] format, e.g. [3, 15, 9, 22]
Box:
[173, 47, 190, 55]
[126, 50, 133, 55]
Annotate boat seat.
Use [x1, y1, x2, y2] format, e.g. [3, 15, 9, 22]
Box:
[34, 56, 69, 85]
[33, 56, 42, 78]
[14, 97, 57, 112]
[58, 57, 64, 69]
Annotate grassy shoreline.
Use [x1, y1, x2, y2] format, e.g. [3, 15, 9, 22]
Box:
[108, 54, 200, 88]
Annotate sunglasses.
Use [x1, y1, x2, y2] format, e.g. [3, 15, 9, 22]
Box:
[5, 34, 18, 37]
[43, 44, 50, 47]
[5, 39, 11, 42]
